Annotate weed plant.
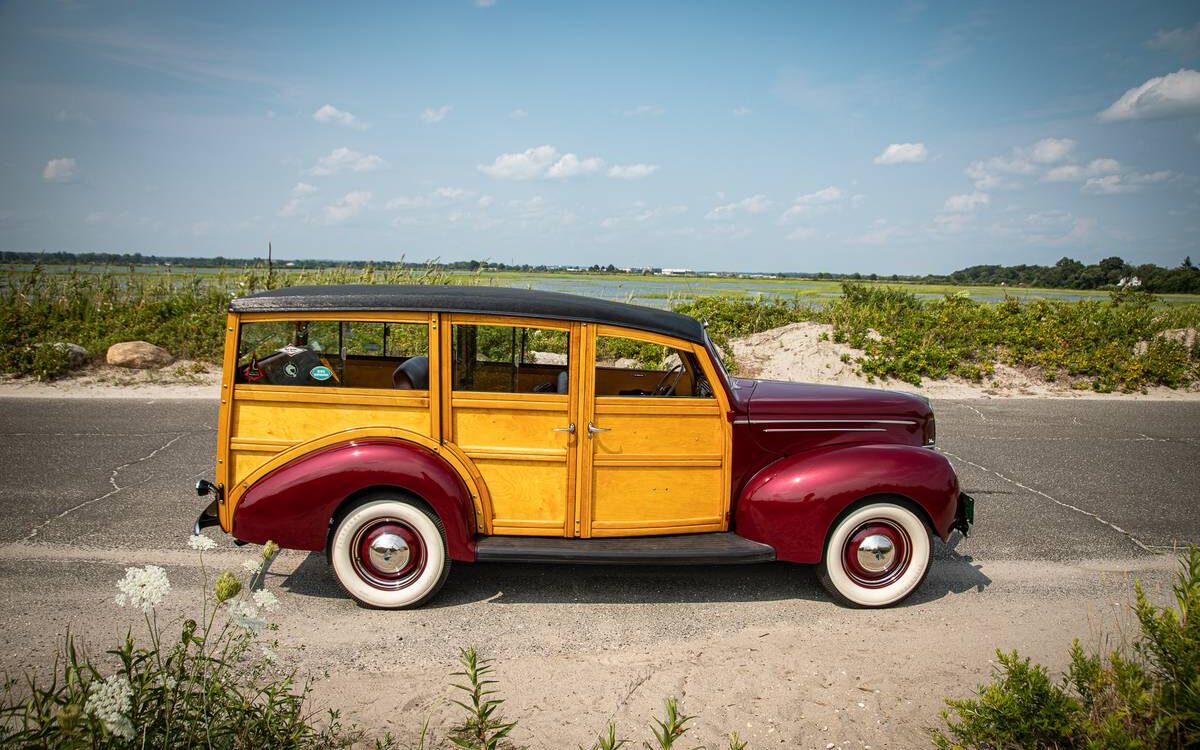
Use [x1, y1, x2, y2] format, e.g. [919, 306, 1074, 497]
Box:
[933, 546, 1200, 749]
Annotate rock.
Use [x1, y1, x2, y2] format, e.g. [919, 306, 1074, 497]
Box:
[33, 342, 89, 370]
[106, 341, 174, 369]
[614, 357, 643, 370]
[528, 351, 567, 365]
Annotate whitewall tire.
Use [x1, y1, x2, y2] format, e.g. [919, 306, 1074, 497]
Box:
[817, 501, 932, 608]
[330, 495, 450, 609]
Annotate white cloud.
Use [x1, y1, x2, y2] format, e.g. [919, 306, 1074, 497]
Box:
[478, 195, 494, 208]
[943, 191, 990, 212]
[777, 186, 853, 222]
[600, 203, 687, 228]
[42, 157, 77, 182]
[965, 149, 1038, 190]
[478, 145, 629, 180]
[1029, 137, 1075, 164]
[478, 145, 558, 179]
[546, 153, 605, 178]
[607, 163, 659, 179]
[1148, 22, 1200, 59]
[434, 186, 467, 199]
[731, 106, 752, 117]
[855, 221, 902, 245]
[420, 105, 452, 123]
[1098, 68, 1200, 122]
[323, 191, 371, 224]
[1022, 210, 1094, 246]
[307, 147, 386, 176]
[313, 104, 367, 130]
[1042, 158, 1122, 183]
[706, 194, 772, 220]
[623, 104, 665, 117]
[386, 195, 433, 209]
[508, 108, 527, 119]
[278, 182, 318, 217]
[873, 142, 928, 164]
[785, 226, 816, 240]
[1082, 170, 1176, 195]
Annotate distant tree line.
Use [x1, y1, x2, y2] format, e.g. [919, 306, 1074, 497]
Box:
[2, 251, 1197, 293]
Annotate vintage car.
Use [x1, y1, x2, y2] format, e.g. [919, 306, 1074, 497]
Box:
[194, 284, 973, 609]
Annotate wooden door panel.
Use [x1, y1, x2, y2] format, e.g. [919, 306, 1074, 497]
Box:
[589, 464, 725, 535]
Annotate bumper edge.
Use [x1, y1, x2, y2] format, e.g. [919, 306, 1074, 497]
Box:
[193, 499, 221, 536]
[952, 491, 975, 537]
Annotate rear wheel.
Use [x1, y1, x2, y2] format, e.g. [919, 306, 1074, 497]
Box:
[817, 501, 931, 608]
[330, 494, 450, 609]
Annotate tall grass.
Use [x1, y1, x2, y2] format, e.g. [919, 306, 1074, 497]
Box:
[0, 264, 466, 379]
[3, 269, 1197, 390]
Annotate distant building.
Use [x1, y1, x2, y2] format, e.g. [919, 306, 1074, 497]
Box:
[659, 268, 693, 276]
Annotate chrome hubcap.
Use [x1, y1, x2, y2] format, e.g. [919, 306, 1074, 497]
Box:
[856, 534, 896, 573]
[368, 533, 411, 574]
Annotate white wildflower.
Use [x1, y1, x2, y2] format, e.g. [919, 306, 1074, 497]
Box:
[187, 534, 217, 551]
[227, 599, 267, 634]
[84, 674, 135, 741]
[114, 565, 170, 613]
[252, 589, 280, 613]
[260, 645, 279, 664]
[241, 559, 261, 573]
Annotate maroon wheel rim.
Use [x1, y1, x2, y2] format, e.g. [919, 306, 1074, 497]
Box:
[350, 518, 427, 590]
[842, 519, 912, 588]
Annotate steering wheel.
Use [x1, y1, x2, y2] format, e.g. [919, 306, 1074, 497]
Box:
[653, 364, 686, 396]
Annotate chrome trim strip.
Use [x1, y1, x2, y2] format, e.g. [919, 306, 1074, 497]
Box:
[734, 418, 917, 426]
[763, 427, 887, 433]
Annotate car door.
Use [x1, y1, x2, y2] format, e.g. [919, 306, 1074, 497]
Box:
[574, 323, 731, 538]
[442, 315, 580, 536]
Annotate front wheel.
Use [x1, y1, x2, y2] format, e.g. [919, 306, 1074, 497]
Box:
[817, 501, 931, 608]
[330, 495, 450, 609]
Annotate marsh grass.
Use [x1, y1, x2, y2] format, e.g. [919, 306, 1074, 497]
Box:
[4, 268, 1197, 391]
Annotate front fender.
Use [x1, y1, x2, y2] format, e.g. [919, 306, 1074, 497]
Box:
[734, 444, 959, 563]
[231, 438, 477, 560]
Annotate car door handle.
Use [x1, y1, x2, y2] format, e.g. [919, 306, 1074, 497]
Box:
[586, 422, 610, 438]
[552, 423, 576, 434]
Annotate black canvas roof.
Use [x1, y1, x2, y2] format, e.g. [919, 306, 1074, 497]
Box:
[230, 284, 707, 344]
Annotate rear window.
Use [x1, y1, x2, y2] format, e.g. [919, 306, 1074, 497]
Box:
[236, 320, 429, 390]
[451, 323, 569, 394]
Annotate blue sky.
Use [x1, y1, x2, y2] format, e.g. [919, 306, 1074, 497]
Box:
[1, 1, 1198, 274]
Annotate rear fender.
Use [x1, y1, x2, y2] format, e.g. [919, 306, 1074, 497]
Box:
[734, 444, 959, 563]
[231, 438, 477, 560]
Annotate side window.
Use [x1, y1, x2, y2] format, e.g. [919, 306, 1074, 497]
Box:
[236, 320, 429, 389]
[594, 334, 713, 398]
[451, 323, 569, 394]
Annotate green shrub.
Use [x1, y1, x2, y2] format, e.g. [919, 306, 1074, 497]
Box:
[933, 546, 1200, 749]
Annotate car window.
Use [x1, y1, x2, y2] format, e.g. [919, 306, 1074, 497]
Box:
[236, 320, 429, 389]
[451, 323, 569, 394]
[594, 334, 713, 398]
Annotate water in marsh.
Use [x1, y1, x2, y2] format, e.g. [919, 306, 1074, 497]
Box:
[5, 264, 1198, 307]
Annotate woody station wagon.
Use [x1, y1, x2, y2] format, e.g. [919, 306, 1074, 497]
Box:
[194, 285, 973, 609]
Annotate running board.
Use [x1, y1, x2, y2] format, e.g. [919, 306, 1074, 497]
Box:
[473, 532, 775, 565]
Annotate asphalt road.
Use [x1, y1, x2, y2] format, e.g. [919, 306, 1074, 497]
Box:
[0, 396, 1195, 558]
[0, 395, 1196, 747]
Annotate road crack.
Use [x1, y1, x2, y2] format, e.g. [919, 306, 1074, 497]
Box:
[24, 433, 187, 541]
[941, 449, 1155, 554]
